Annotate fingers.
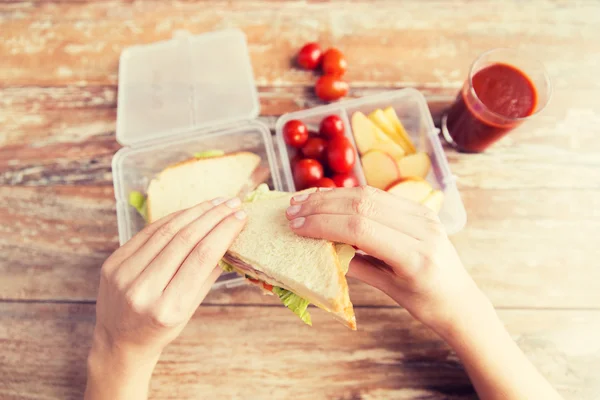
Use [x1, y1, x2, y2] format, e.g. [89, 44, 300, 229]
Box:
[135, 198, 244, 294]
[289, 213, 419, 270]
[111, 198, 228, 289]
[287, 186, 440, 240]
[160, 210, 247, 313]
[290, 186, 429, 219]
[103, 208, 185, 270]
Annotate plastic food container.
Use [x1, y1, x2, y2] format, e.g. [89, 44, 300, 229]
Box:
[275, 89, 467, 234]
[111, 29, 288, 289]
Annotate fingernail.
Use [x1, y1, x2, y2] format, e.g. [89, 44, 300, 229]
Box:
[234, 210, 247, 220]
[289, 217, 305, 229]
[319, 187, 333, 192]
[293, 193, 309, 202]
[212, 197, 226, 206]
[287, 204, 301, 216]
[226, 197, 241, 208]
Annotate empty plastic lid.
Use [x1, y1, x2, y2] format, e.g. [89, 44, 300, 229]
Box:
[116, 29, 260, 146]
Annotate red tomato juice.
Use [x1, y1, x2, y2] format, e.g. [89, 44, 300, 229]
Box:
[445, 63, 537, 153]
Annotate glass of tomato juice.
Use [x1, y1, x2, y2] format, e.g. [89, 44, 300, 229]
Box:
[441, 48, 551, 153]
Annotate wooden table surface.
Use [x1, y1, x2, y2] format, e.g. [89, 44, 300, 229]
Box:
[2, 1, 600, 399]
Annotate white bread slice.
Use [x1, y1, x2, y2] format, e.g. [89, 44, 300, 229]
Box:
[227, 191, 356, 330]
[147, 152, 262, 222]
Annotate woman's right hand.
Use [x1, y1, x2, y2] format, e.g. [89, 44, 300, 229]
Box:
[285, 186, 492, 334]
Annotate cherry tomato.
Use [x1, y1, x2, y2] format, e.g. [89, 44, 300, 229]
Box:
[314, 177, 336, 188]
[297, 42, 322, 70]
[327, 136, 356, 173]
[283, 120, 309, 148]
[290, 152, 302, 169]
[293, 159, 324, 189]
[319, 115, 345, 139]
[322, 48, 347, 76]
[302, 137, 328, 162]
[332, 172, 359, 188]
[315, 75, 349, 102]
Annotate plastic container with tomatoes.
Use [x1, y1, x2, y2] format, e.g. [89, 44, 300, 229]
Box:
[275, 89, 466, 235]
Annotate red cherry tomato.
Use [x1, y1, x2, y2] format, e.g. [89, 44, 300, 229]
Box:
[302, 137, 328, 162]
[315, 75, 349, 102]
[319, 115, 345, 139]
[290, 152, 302, 169]
[332, 172, 359, 188]
[297, 42, 322, 70]
[322, 48, 347, 76]
[314, 177, 336, 188]
[327, 136, 356, 173]
[283, 120, 309, 148]
[293, 159, 324, 189]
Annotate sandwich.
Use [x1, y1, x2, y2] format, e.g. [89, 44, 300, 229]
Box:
[129, 151, 269, 222]
[221, 184, 357, 330]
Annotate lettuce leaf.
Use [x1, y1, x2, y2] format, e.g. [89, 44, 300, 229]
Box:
[243, 183, 285, 202]
[128, 191, 148, 221]
[218, 260, 235, 273]
[194, 149, 225, 159]
[272, 287, 312, 326]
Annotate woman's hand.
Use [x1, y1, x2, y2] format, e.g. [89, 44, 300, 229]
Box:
[86, 197, 247, 400]
[285, 186, 491, 334]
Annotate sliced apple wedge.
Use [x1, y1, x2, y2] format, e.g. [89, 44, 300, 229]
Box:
[361, 150, 400, 190]
[368, 109, 397, 138]
[386, 177, 433, 204]
[352, 111, 405, 158]
[383, 106, 416, 154]
[397, 152, 431, 179]
[422, 190, 445, 213]
[351, 111, 378, 155]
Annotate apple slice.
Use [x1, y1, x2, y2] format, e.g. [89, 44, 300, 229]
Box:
[386, 177, 433, 204]
[368, 109, 397, 138]
[351, 112, 377, 155]
[397, 152, 431, 179]
[352, 111, 405, 158]
[361, 150, 400, 190]
[383, 106, 416, 154]
[422, 190, 445, 213]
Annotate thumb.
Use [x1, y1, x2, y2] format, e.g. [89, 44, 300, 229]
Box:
[348, 254, 396, 293]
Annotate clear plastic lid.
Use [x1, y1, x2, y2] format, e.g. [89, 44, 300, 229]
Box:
[116, 29, 260, 146]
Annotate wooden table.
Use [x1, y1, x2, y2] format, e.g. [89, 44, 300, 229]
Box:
[2, 1, 600, 399]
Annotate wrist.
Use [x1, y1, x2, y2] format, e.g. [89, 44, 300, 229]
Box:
[428, 283, 497, 344]
[86, 329, 160, 399]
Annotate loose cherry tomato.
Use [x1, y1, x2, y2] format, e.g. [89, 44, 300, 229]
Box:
[283, 120, 309, 148]
[314, 177, 337, 188]
[302, 137, 328, 162]
[297, 42, 322, 70]
[315, 75, 349, 102]
[332, 172, 359, 188]
[322, 48, 347, 76]
[327, 136, 356, 173]
[293, 158, 324, 189]
[319, 115, 345, 139]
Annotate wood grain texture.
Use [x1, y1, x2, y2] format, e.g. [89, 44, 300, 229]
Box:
[1, 0, 599, 89]
[2, 184, 599, 308]
[1, 303, 598, 400]
[2, 1, 600, 398]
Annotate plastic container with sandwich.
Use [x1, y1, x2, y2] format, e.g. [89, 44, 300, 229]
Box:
[111, 29, 289, 289]
[275, 89, 467, 235]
